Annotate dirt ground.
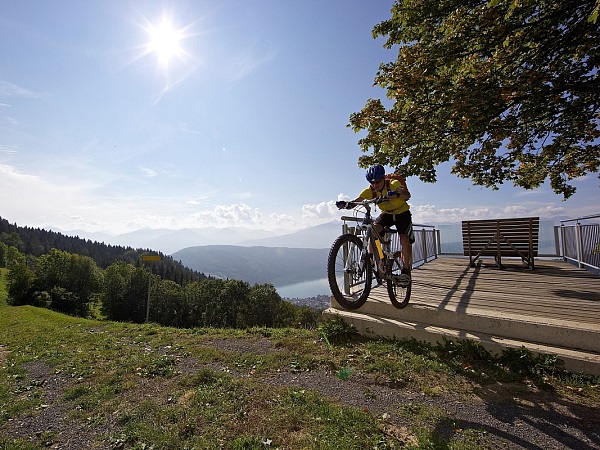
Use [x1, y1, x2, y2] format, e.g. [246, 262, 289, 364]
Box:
[1, 339, 599, 450]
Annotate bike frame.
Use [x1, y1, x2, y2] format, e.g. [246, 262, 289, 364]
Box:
[341, 199, 396, 285]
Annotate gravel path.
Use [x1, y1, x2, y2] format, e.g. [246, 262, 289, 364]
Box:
[263, 369, 600, 450]
[2, 339, 599, 449]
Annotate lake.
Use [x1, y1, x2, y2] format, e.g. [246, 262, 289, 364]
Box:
[276, 277, 330, 299]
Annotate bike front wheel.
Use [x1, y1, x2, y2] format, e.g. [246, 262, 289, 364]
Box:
[327, 234, 372, 310]
[386, 252, 411, 309]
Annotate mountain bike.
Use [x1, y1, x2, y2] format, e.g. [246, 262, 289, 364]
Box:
[327, 197, 411, 310]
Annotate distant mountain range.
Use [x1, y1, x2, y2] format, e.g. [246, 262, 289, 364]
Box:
[37, 217, 568, 291]
[51, 217, 570, 256]
[168, 222, 347, 286]
[51, 221, 345, 255]
[172, 245, 330, 286]
[237, 222, 342, 248]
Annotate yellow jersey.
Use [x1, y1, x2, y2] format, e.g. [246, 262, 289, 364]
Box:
[359, 179, 410, 215]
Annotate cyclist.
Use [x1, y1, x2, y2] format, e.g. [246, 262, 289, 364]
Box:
[336, 164, 414, 286]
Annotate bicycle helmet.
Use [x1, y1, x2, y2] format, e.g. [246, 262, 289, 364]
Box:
[365, 164, 385, 183]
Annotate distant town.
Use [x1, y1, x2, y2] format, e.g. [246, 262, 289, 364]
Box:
[284, 294, 330, 311]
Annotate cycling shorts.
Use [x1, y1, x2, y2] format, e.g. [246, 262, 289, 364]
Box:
[375, 210, 415, 244]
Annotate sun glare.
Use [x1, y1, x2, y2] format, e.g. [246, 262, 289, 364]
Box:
[130, 10, 200, 99]
[145, 17, 186, 68]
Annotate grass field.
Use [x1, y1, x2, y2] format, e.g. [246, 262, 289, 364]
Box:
[0, 267, 598, 449]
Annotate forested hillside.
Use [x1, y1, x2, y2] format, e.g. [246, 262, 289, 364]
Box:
[0, 216, 321, 328]
[0, 216, 208, 284]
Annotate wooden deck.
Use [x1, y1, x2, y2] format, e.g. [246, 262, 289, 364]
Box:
[370, 257, 600, 327]
[325, 257, 600, 374]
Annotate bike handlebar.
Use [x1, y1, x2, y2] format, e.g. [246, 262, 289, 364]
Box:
[337, 196, 394, 226]
[346, 195, 391, 208]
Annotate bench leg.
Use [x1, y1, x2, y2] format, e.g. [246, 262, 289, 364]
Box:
[520, 256, 535, 270]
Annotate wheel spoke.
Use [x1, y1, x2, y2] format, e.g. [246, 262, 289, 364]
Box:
[386, 255, 411, 309]
[327, 234, 371, 310]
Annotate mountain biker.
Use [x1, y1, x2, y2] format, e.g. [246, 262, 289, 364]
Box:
[336, 164, 414, 286]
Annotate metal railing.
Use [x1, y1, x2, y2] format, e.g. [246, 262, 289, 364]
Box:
[410, 223, 439, 267]
[341, 220, 439, 269]
[559, 214, 600, 275]
[339, 213, 599, 276]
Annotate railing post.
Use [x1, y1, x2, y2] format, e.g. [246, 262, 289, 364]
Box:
[560, 224, 567, 261]
[553, 225, 560, 257]
[576, 221, 584, 268]
[421, 227, 428, 264]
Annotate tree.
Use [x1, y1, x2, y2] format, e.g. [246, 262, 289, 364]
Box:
[36, 249, 102, 316]
[6, 262, 36, 306]
[182, 281, 208, 328]
[0, 232, 23, 251]
[0, 242, 7, 268]
[150, 279, 184, 327]
[349, 0, 600, 198]
[239, 284, 283, 328]
[1, 244, 26, 268]
[218, 279, 250, 328]
[101, 262, 149, 323]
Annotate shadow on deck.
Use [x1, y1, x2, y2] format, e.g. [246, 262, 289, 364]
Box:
[323, 258, 600, 376]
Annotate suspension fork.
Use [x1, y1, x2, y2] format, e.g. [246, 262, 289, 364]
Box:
[359, 233, 371, 273]
[368, 233, 386, 278]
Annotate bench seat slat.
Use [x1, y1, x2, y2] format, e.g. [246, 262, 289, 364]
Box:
[462, 217, 539, 269]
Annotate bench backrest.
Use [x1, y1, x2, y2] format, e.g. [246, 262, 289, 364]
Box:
[462, 217, 540, 257]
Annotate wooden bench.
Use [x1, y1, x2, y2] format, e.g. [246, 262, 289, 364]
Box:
[462, 217, 540, 269]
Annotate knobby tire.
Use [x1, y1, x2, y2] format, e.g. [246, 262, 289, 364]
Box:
[327, 234, 371, 310]
[386, 253, 411, 309]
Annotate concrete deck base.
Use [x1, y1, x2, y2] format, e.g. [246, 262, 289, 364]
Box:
[323, 295, 600, 376]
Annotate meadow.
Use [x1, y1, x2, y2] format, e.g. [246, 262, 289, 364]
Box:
[1, 268, 598, 449]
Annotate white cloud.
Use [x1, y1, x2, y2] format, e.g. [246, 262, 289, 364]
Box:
[214, 203, 263, 224]
[411, 202, 573, 224]
[183, 203, 265, 229]
[225, 39, 277, 82]
[302, 201, 339, 219]
[0, 144, 17, 156]
[141, 167, 158, 177]
[178, 122, 202, 135]
[0, 80, 38, 98]
[411, 205, 479, 224]
[502, 205, 528, 215]
[532, 205, 566, 216]
[269, 213, 294, 223]
[3, 117, 20, 125]
[0, 164, 42, 182]
[266, 213, 298, 230]
[60, 213, 86, 223]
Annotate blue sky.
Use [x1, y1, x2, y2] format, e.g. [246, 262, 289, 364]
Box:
[1, 0, 597, 236]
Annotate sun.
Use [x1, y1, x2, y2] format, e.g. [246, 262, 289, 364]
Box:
[129, 11, 199, 97]
[144, 16, 187, 68]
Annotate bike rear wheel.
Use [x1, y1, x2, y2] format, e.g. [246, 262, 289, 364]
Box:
[327, 234, 372, 310]
[386, 252, 411, 309]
